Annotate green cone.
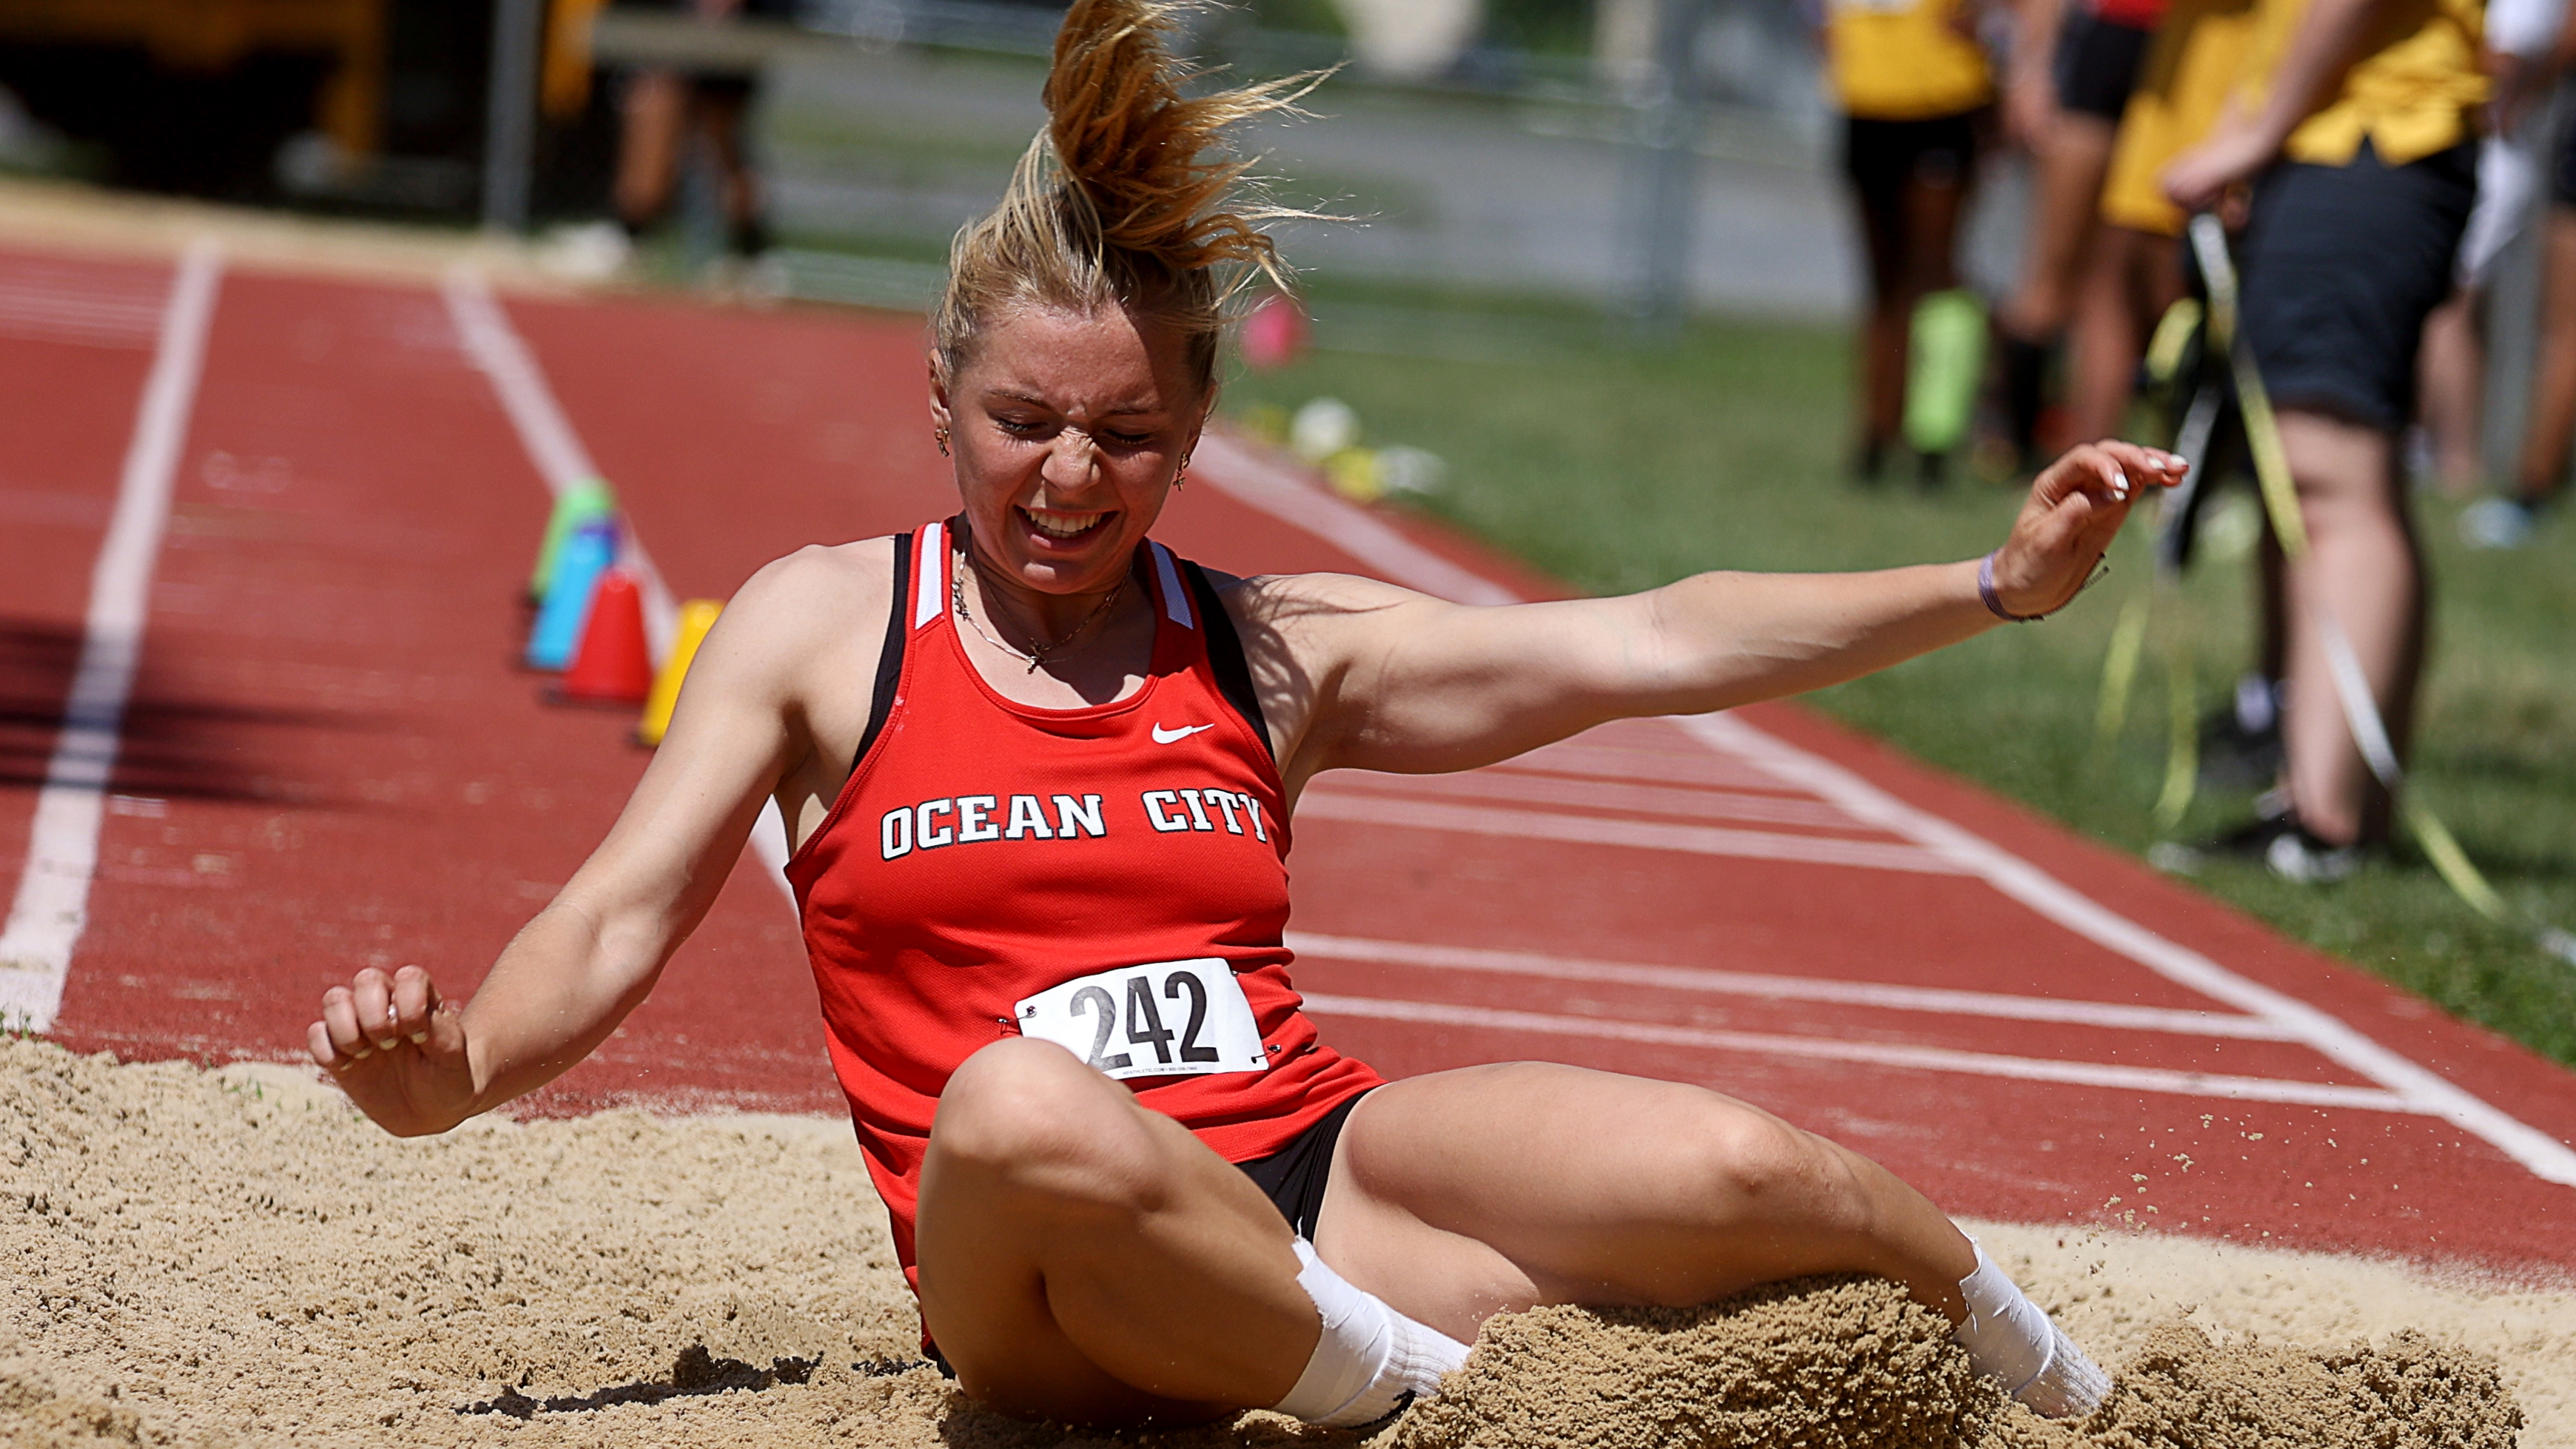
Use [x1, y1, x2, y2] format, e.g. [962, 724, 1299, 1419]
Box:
[1905, 289, 1987, 457]
[529, 477, 617, 602]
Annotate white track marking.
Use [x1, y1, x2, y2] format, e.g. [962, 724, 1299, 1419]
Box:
[1302, 995, 2413, 1113]
[1294, 790, 1966, 875]
[1499, 739, 1790, 792]
[0, 241, 222, 1032]
[1194, 431, 2576, 1188]
[439, 267, 797, 902]
[1311, 768, 1871, 832]
[440, 269, 678, 661]
[1287, 932, 2301, 1040]
[1686, 713, 2576, 1186]
[0, 259, 169, 349]
[1191, 434, 1519, 606]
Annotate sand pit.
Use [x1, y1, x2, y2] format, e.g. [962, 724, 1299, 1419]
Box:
[3, 1039, 2569, 1448]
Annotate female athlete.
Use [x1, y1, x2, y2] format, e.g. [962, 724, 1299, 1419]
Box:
[309, 0, 2181, 1430]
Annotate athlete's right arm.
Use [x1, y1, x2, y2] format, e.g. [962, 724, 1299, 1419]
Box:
[306, 543, 887, 1136]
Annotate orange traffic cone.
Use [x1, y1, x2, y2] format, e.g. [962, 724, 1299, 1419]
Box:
[554, 567, 654, 706]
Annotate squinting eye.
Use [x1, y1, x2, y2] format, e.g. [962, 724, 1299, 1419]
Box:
[995, 418, 1043, 436]
[1106, 432, 1151, 447]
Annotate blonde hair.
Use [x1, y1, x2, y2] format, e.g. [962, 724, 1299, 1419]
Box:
[932, 0, 1320, 398]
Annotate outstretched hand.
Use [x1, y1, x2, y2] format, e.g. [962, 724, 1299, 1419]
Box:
[306, 964, 475, 1137]
[1985, 441, 2187, 619]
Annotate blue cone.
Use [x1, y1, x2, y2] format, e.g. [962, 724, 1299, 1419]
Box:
[526, 519, 618, 671]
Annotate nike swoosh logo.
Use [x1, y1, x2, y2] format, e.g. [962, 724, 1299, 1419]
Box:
[1152, 723, 1217, 744]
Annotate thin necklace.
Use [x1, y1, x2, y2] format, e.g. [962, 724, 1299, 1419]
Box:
[951, 539, 1129, 675]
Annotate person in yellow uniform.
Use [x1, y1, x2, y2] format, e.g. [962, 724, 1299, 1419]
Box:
[2102, 0, 2289, 782]
[1825, 0, 1997, 485]
[2080, 0, 2261, 443]
[2162, 0, 2484, 874]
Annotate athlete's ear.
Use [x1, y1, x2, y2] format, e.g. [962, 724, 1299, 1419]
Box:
[927, 349, 953, 434]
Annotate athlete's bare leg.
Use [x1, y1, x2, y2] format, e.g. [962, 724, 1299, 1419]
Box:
[2275, 409, 2421, 846]
[1314, 1063, 1977, 1342]
[919, 1048, 1981, 1425]
[915, 1038, 1317, 1425]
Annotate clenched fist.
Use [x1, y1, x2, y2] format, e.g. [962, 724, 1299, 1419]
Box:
[306, 964, 475, 1137]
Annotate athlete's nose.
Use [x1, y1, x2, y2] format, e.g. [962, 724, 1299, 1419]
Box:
[1039, 428, 1097, 493]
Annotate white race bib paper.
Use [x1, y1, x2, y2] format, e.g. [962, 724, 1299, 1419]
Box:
[1016, 958, 1269, 1081]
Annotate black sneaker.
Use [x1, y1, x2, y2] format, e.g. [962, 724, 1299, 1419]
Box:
[2151, 807, 2361, 884]
[1851, 439, 1890, 486]
[2197, 676, 2282, 791]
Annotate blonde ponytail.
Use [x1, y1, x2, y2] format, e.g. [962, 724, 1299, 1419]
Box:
[933, 0, 1322, 396]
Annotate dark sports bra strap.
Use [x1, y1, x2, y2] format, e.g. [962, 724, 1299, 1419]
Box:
[1182, 559, 1273, 762]
[852, 531, 912, 773]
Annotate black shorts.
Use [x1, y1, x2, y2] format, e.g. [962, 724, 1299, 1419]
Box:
[2236, 140, 2477, 431]
[2052, 10, 2153, 121]
[2554, 119, 2576, 207]
[1234, 1089, 1371, 1241]
[1843, 112, 1983, 206]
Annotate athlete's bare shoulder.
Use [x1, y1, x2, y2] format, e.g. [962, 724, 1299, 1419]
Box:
[1197, 568, 1436, 786]
[712, 537, 899, 683]
[710, 537, 907, 838]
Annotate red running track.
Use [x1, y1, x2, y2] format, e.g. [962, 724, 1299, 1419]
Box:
[4, 243, 2574, 1277]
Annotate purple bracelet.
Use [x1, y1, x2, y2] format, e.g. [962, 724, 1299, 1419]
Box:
[1977, 552, 2039, 622]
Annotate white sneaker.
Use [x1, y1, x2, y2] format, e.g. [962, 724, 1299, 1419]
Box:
[2461, 497, 2538, 550]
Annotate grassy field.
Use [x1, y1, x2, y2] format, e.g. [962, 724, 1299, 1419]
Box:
[1223, 283, 2576, 1068]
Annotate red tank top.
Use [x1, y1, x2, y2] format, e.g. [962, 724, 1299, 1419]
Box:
[784, 522, 1382, 1283]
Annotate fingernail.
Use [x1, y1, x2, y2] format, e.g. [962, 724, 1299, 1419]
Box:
[409, 1031, 428, 1044]
[352, 1046, 372, 1059]
[374, 1038, 398, 1052]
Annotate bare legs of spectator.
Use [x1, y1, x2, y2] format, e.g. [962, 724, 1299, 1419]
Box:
[2064, 225, 2184, 444]
[2276, 411, 2425, 847]
[615, 70, 765, 251]
[1855, 167, 1968, 473]
[2416, 292, 2484, 496]
[616, 70, 689, 233]
[1994, 114, 2116, 456]
[2512, 206, 2576, 507]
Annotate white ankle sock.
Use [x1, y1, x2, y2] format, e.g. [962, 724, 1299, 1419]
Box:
[1270, 1239, 1471, 1428]
[1951, 1240, 2109, 1418]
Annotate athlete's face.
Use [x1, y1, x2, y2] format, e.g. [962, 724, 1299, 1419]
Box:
[931, 302, 1205, 601]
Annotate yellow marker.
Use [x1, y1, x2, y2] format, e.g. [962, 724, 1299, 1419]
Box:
[636, 599, 723, 747]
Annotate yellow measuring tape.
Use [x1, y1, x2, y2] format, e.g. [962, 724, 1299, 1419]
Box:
[2182, 215, 2576, 964]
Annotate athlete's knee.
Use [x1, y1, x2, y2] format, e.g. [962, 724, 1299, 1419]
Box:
[932, 1039, 1166, 1210]
[1674, 1103, 1857, 1224]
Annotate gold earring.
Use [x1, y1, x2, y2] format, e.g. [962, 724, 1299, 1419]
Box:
[1174, 452, 1191, 490]
[935, 426, 950, 457]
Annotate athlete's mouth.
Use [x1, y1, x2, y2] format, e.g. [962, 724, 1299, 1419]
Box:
[1020, 506, 1110, 542]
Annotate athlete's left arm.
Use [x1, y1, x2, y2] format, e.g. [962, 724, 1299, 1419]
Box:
[1254, 441, 2180, 784]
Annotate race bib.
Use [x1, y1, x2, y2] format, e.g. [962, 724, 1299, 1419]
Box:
[1015, 959, 1269, 1081]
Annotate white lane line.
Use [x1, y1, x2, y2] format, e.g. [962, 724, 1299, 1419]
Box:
[1314, 768, 1870, 832]
[0, 240, 223, 1032]
[1302, 994, 2415, 1113]
[1294, 790, 1967, 875]
[439, 266, 798, 903]
[1496, 740, 1792, 793]
[1686, 713, 2576, 1186]
[440, 268, 678, 662]
[0, 261, 169, 349]
[1286, 932, 2301, 1041]
[1192, 433, 1520, 606]
[1195, 428, 2576, 1187]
